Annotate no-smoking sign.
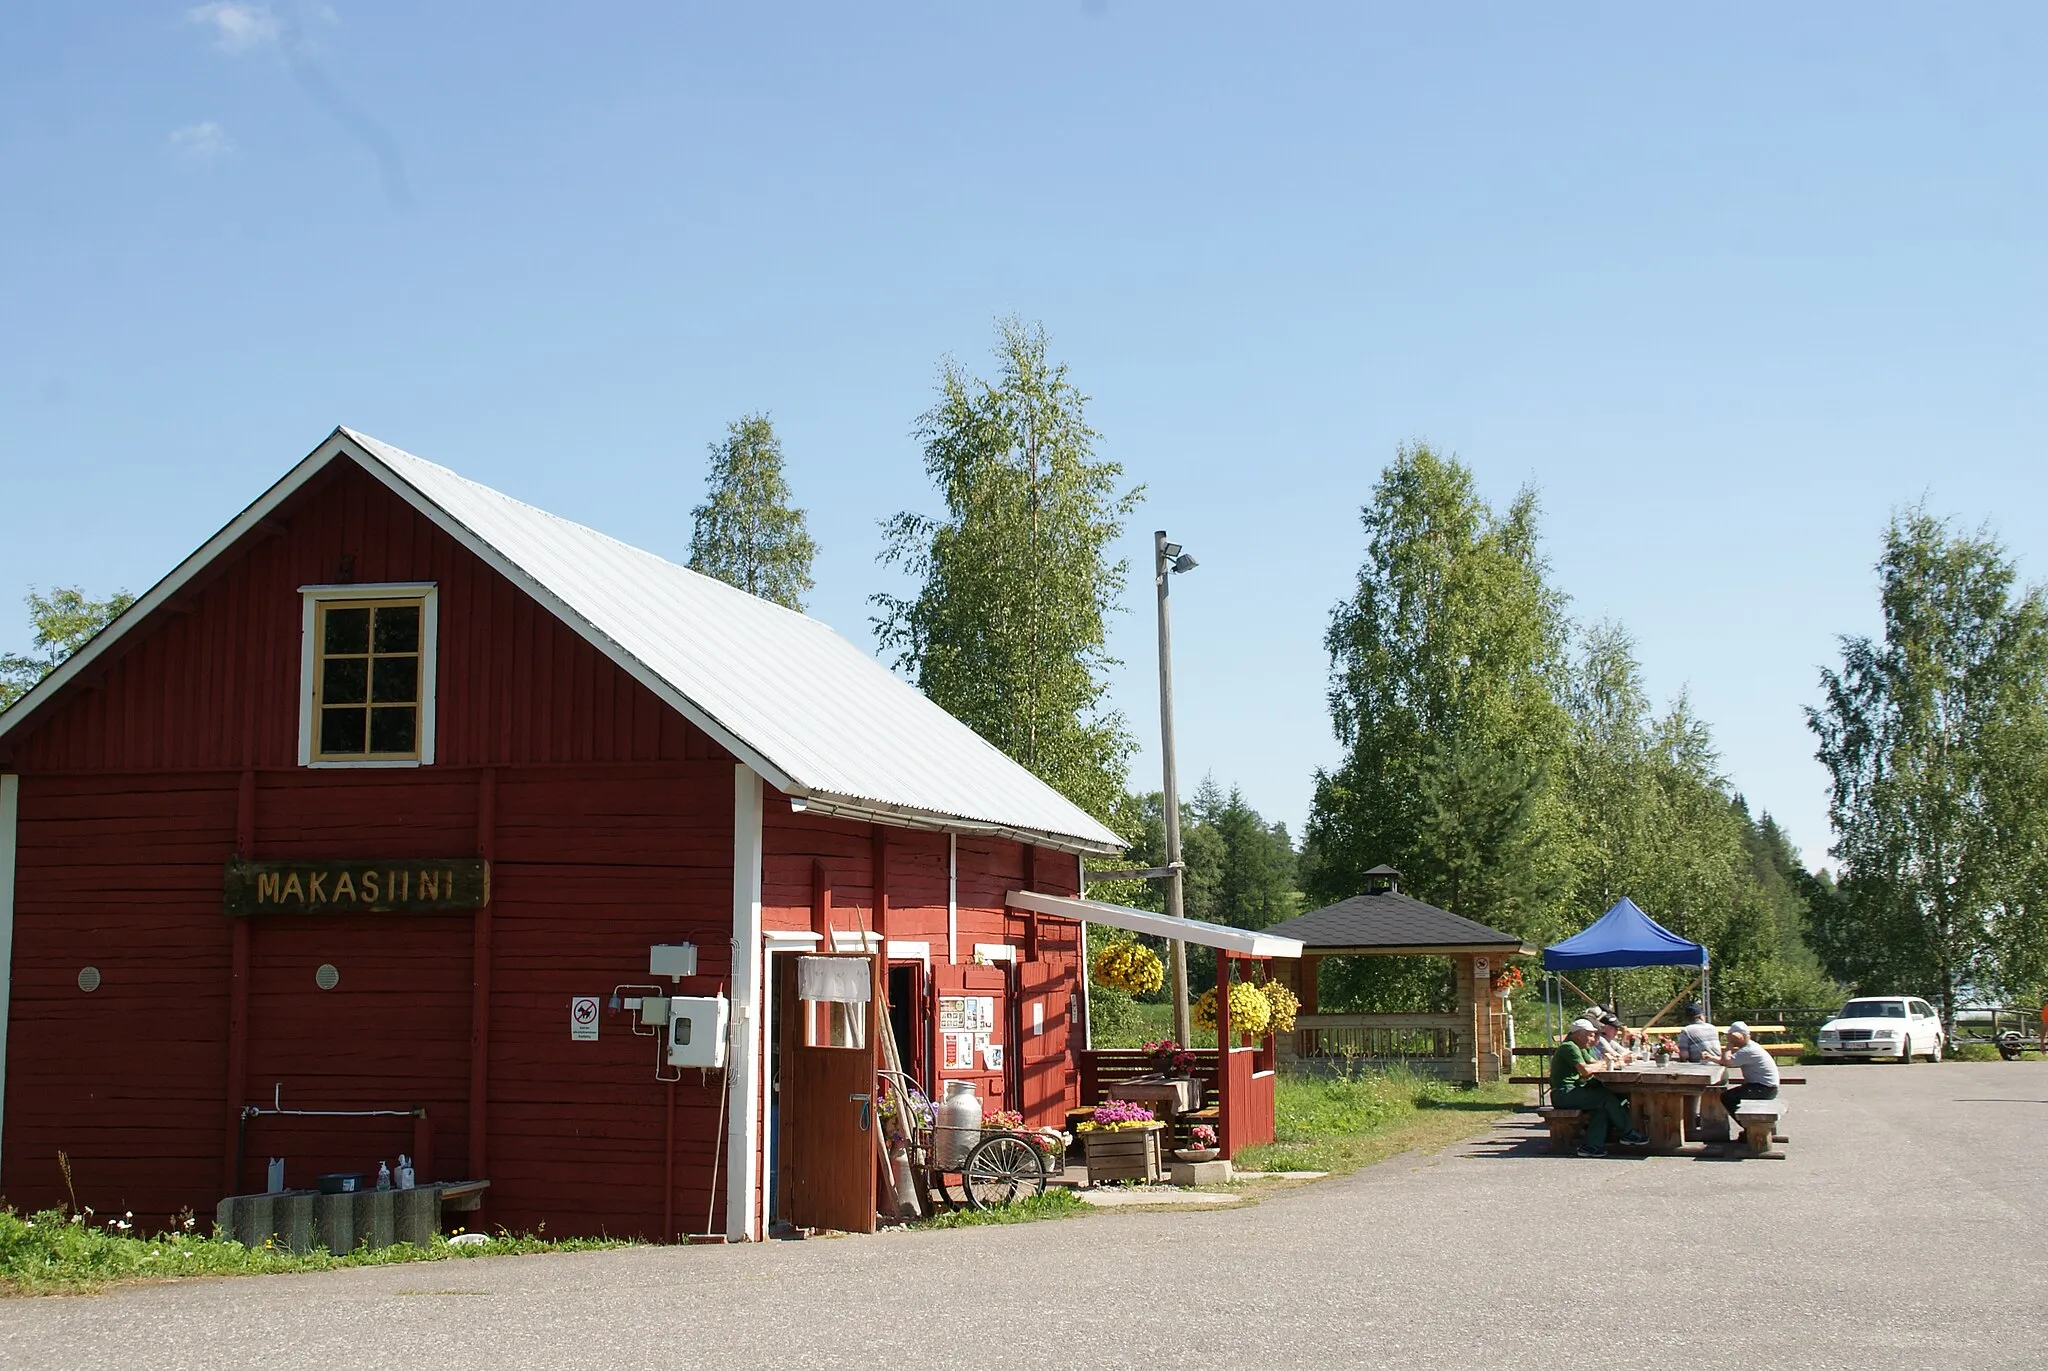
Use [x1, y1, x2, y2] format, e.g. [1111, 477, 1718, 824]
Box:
[570, 995, 600, 1041]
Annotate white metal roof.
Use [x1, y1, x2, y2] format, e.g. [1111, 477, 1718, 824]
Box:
[1008, 891, 1304, 957]
[0, 428, 1125, 854]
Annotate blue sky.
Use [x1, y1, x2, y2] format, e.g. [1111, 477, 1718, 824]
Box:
[4, 3, 2045, 877]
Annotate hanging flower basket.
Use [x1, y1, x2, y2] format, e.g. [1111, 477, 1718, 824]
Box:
[1092, 941, 1165, 996]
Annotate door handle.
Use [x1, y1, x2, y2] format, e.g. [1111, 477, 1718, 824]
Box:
[850, 1092, 871, 1131]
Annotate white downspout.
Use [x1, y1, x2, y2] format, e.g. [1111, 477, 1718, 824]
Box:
[726, 766, 765, 1242]
[947, 832, 958, 965]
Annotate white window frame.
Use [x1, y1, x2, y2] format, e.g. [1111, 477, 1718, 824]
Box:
[298, 583, 439, 768]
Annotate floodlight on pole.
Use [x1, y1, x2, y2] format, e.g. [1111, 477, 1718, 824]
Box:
[1154, 529, 1198, 1047]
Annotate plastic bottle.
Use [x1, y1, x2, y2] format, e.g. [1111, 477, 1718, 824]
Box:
[376, 1160, 392, 1191]
[395, 1154, 415, 1190]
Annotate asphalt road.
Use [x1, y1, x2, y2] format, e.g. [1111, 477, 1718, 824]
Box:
[6, 1060, 2044, 1371]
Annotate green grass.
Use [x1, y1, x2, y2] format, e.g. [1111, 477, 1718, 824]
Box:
[1233, 1064, 1523, 1175]
[0, 1207, 629, 1296]
[1949, 1041, 2004, 1062]
[911, 1188, 1087, 1229]
[1091, 998, 1176, 1049]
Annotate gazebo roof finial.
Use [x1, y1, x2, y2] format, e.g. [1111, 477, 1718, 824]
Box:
[1362, 864, 1401, 895]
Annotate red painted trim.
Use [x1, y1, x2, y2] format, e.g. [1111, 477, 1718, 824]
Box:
[871, 826, 888, 938]
[223, 771, 255, 1193]
[467, 768, 495, 1189]
[1216, 951, 1234, 1159]
[811, 859, 832, 941]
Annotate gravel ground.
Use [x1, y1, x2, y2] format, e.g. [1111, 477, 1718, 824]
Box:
[5, 1060, 2042, 1371]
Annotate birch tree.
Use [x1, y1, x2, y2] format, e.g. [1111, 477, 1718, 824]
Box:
[873, 318, 1142, 823]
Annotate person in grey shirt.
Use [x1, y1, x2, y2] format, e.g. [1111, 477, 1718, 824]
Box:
[1713, 1021, 1781, 1114]
[1674, 1004, 1721, 1062]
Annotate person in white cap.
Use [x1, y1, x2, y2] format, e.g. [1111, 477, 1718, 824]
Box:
[1712, 1021, 1780, 1114]
[1549, 1018, 1649, 1157]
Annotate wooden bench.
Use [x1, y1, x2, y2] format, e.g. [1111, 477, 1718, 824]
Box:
[1535, 1107, 1587, 1154]
[1732, 1099, 1789, 1156]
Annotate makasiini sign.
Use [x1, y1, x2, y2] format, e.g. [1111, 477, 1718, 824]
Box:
[224, 858, 490, 916]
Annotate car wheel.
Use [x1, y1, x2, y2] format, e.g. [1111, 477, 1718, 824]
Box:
[1899, 1038, 1913, 1063]
[1930, 1037, 1943, 1063]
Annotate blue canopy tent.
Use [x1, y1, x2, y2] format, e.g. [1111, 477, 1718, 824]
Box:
[1541, 898, 1711, 1042]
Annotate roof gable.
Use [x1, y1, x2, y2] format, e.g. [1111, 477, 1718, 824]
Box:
[0, 428, 1122, 854]
[1262, 889, 1530, 952]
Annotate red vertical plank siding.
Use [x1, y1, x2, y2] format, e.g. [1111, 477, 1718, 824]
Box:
[0, 463, 743, 1234]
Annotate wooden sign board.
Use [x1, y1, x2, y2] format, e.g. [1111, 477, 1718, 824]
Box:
[224, 858, 489, 916]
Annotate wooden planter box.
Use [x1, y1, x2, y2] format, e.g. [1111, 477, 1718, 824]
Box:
[1082, 1125, 1163, 1183]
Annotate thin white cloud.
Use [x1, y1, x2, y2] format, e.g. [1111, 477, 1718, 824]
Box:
[186, 3, 282, 54]
[168, 120, 233, 162]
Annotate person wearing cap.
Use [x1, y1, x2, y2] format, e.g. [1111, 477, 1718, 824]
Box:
[1550, 1018, 1649, 1157]
[1673, 1004, 1721, 1063]
[1712, 1021, 1780, 1114]
[1592, 1012, 1634, 1063]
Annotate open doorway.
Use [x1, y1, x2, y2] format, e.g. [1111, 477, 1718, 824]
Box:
[886, 961, 927, 1090]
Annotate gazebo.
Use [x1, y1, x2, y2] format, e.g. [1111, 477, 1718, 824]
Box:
[1262, 866, 1534, 1083]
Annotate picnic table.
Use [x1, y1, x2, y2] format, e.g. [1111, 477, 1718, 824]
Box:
[1600, 1062, 1722, 1152]
[1111, 1076, 1204, 1132]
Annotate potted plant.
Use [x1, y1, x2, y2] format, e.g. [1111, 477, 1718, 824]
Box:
[1142, 1038, 1198, 1078]
[1175, 1124, 1219, 1164]
[1075, 1098, 1164, 1182]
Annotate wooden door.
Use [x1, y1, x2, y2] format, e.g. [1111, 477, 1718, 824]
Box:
[1015, 962, 1072, 1127]
[778, 954, 879, 1234]
[930, 963, 1009, 1110]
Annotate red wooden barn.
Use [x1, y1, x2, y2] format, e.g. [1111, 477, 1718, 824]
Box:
[0, 426, 1145, 1241]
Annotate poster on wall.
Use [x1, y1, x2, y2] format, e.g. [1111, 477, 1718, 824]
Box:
[944, 1032, 976, 1070]
[939, 997, 969, 1031]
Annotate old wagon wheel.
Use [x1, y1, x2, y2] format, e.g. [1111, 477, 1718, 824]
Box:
[960, 1133, 1046, 1210]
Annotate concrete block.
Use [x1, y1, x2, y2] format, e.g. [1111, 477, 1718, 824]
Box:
[1168, 1159, 1233, 1186]
[231, 1194, 276, 1249]
[315, 1193, 357, 1255]
[394, 1187, 438, 1247]
[353, 1188, 397, 1251]
[274, 1192, 315, 1254]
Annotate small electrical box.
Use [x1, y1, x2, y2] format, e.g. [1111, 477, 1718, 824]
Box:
[650, 943, 698, 980]
[637, 995, 670, 1027]
[666, 993, 729, 1068]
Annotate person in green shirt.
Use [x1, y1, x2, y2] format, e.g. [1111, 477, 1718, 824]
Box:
[1550, 1018, 1648, 1156]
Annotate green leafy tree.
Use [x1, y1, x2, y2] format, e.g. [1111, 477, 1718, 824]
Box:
[1808, 510, 2048, 1026]
[1305, 442, 1573, 942]
[0, 586, 136, 710]
[873, 318, 1142, 823]
[688, 414, 817, 611]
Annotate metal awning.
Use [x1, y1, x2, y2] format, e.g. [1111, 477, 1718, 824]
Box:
[1007, 891, 1304, 958]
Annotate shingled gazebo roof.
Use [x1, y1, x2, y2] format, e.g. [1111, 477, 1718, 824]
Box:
[1263, 866, 1534, 956]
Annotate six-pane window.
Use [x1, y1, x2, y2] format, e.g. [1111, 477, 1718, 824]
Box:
[313, 599, 424, 760]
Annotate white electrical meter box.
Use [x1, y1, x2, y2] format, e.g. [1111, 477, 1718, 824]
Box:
[666, 994, 729, 1068]
[649, 943, 698, 980]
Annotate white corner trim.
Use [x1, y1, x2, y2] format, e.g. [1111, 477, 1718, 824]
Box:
[297, 584, 439, 768]
[0, 774, 17, 1181]
[727, 765, 766, 1242]
[947, 833, 958, 967]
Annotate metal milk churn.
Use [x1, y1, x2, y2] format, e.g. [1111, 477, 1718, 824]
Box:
[934, 1079, 982, 1169]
